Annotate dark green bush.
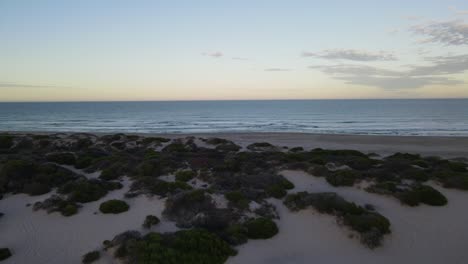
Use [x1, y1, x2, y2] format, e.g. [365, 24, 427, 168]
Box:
[143, 215, 160, 229]
[206, 138, 230, 145]
[266, 184, 287, 198]
[75, 156, 93, 169]
[131, 230, 237, 264]
[224, 191, 249, 209]
[0, 135, 14, 149]
[82, 250, 100, 263]
[247, 142, 275, 151]
[326, 170, 360, 187]
[99, 199, 129, 214]
[283, 191, 391, 248]
[244, 217, 278, 239]
[222, 224, 248, 245]
[175, 169, 196, 182]
[215, 143, 241, 152]
[46, 152, 76, 165]
[62, 204, 78, 216]
[0, 248, 12, 261]
[289, 147, 304, 152]
[58, 179, 109, 203]
[22, 182, 51, 196]
[399, 185, 447, 206]
[99, 166, 121, 181]
[279, 178, 294, 189]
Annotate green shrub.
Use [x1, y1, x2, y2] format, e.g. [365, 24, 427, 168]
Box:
[266, 184, 287, 198]
[143, 215, 160, 229]
[175, 169, 196, 182]
[222, 224, 248, 245]
[99, 167, 120, 181]
[82, 250, 100, 263]
[99, 199, 129, 214]
[62, 204, 78, 216]
[75, 156, 93, 169]
[224, 191, 249, 209]
[0, 248, 12, 261]
[22, 182, 51, 196]
[215, 143, 241, 152]
[283, 191, 391, 248]
[206, 138, 230, 145]
[279, 178, 294, 189]
[326, 170, 360, 187]
[244, 217, 278, 239]
[247, 142, 275, 151]
[0, 135, 14, 149]
[132, 230, 237, 264]
[399, 185, 447, 206]
[46, 152, 76, 165]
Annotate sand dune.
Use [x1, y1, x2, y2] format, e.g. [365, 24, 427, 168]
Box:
[0, 177, 177, 264]
[228, 170, 468, 264]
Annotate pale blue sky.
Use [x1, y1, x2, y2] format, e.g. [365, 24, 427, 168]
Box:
[1, 0, 467, 101]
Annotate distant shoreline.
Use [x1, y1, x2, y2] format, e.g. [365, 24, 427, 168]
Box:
[4, 131, 468, 158]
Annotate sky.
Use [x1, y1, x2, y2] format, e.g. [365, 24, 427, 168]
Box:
[1, 0, 468, 101]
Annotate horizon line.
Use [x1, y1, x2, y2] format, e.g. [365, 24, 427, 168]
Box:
[0, 97, 468, 103]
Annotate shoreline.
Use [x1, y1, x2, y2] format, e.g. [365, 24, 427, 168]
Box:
[5, 131, 468, 158]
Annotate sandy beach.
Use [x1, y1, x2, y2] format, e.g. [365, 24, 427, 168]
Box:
[1, 132, 468, 264]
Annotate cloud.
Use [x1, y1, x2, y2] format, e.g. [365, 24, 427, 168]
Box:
[232, 57, 249, 61]
[449, 6, 468, 15]
[411, 20, 468, 45]
[264, 68, 291, 72]
[0, 82, 72, 89]
[408, 54, 468, 75]
[302, 49, 397, 61]
[202, 51, 223, 58]
[309, 54, 468, 89]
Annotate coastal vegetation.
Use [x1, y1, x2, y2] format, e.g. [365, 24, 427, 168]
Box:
[0, 133, 467, 262]
[107, 229, 237, 264]
[99, 199, 130, 214]
[82, 250, 100, 263]
[0, 248, 12, 261]
[143, 215, 160, 229]
[284, 192, 391, 248]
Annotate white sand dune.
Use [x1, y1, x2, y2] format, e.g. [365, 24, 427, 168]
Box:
[0, 177, 177, 264]
[228, 170, 468, 264]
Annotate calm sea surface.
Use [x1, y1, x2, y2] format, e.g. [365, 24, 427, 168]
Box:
[0, 99, 467, 136]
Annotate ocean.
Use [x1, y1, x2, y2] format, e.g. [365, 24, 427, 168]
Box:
[0, 99, 467, 136]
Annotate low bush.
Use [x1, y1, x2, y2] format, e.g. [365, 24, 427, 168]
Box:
[206, 137, 230, 145]
[127, 229, 237, 264]
[326, 170, 360, 187]
[266, 184, 287, 198]
[224, 191, 249, 209]
[399, 185, 447, 206]
[99, 199, 129, 214]
[82, 250, 100, 263]
[222, 224, 248, 245]
[244, 217, 278, 239]
[46, 152, 76, 165]
[22, 182, 51, 196]
[284, 191, 391, 248]
[175, 169, 196, 182]
[215, 143, 241, 152]
[0, 135, 14, 149]
[246, 142, 275, 151]
[62, 204, 78, 216]
[0, 248, 12, 261]
[143, 215, 160, 229]
[58, 179, 119, 203]
[33, 195, 80, 216]
[99, 166, 121, 181]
